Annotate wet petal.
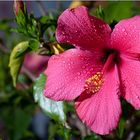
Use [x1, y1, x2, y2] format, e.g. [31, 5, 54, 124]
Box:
[44, 49, 103, 101]
[111, 16, 140, 53]
[56, 6, 111, 51]
[119, 55, 140, 109]
[75, 65, 121, 135]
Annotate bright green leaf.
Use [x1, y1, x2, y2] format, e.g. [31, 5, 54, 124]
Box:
[39, 16, 48, 24]
[104, 1, 133, 23]
[9, 41, 29, 87]
[29, 39, 40, 51]
[16, 10, 27, 28]
[33, 74, 66, 123]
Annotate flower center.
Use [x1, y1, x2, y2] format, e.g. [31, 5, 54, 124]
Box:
[84, 72, 104, 94]
[84, 49, 119, 94]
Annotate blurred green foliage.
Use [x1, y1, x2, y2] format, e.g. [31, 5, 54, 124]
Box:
[104, 1, 134, 23]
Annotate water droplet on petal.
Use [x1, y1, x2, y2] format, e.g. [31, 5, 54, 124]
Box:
[122, 28, 125, 32]
[83, 70, 87, 74]
[82, 66, 86, 69]
[77, 72, 81, 75]
[70, 61, 74, 64]
[136, 95, 139, 99]
[124, 32, 127, 35]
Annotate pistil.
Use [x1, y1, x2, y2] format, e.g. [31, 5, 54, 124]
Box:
[102, 53, 116, 73]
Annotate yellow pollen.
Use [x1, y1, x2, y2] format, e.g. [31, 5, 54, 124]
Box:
[84, 72, 103, 94]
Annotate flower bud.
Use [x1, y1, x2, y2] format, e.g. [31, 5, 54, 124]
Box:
[13, 0, 24, 16]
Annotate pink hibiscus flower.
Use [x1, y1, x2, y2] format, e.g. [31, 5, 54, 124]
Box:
[44, 6, 140, 135]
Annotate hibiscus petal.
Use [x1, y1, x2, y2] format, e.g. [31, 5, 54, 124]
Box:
[56, 6, 111, 51]
[44, 49, 103, 101]
[119, 55, 140, 109]
[111, 16, 140, 53]
[75, 65, 121, 135]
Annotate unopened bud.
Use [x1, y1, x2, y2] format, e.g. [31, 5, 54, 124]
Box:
[13, 0, 24, 16]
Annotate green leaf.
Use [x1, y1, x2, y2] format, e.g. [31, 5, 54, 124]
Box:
[33, 74, 66, 123]
[14, 10, 39, 39]
[104, 1, 133, 23]
[38, 15, 57, 38]
[83, 134, 101, 140]
[16, 10, 26, 27]
[0, 19, 13, 31]
[95, 5, 105, 20]
[29, 39, 40, 51]
[9, 41, 29, 87]
[117, 118, 126, 138]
